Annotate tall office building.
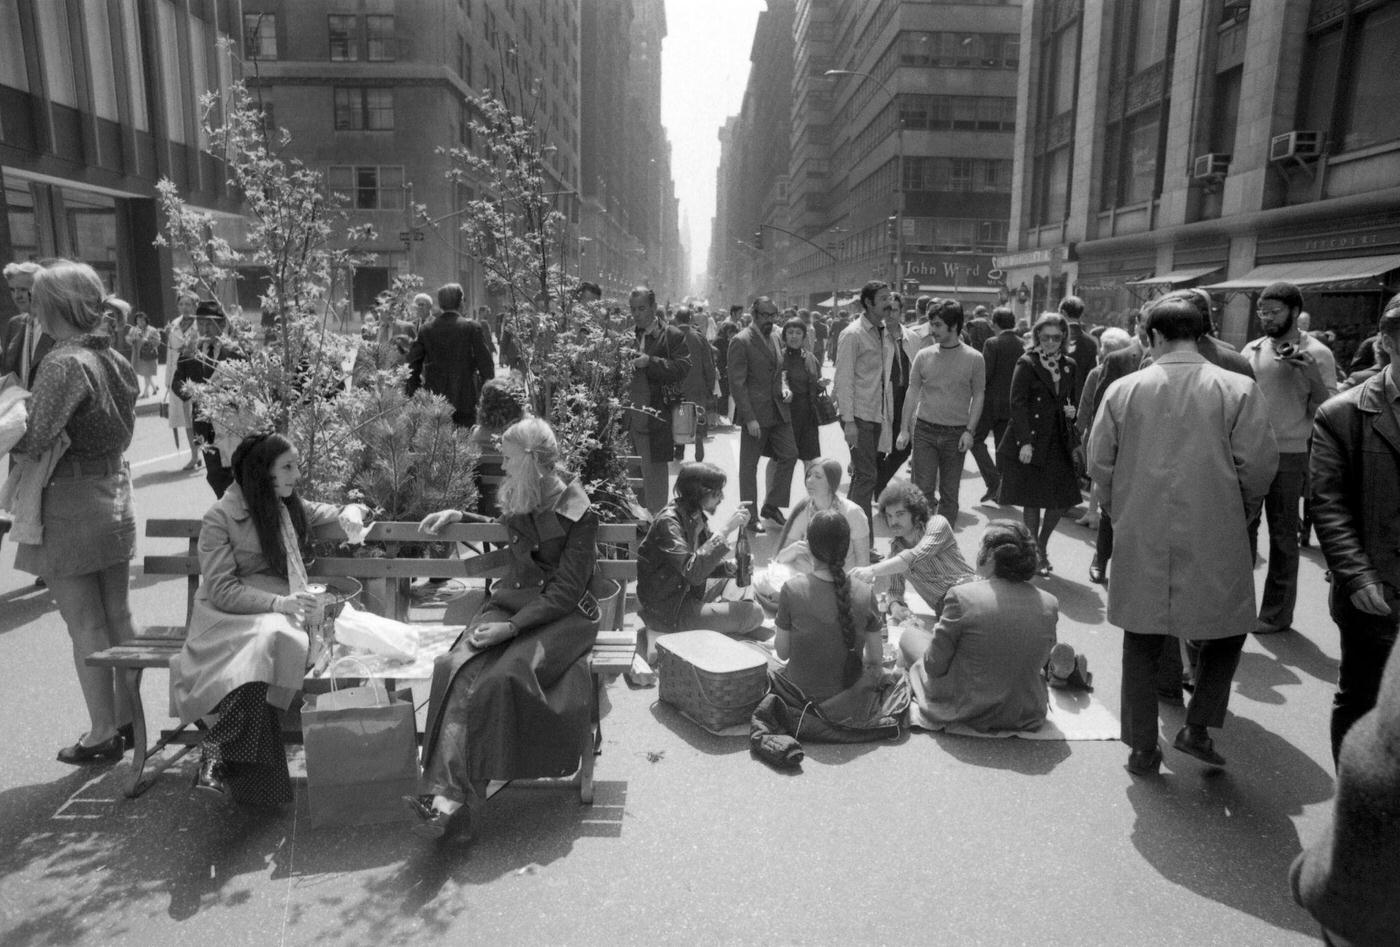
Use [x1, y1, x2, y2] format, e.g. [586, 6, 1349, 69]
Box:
[238, 0, 583, 315]
[0, 0, 244, 324]
[1003, 0, 1400, 358]
[714, 0, 1021, 310]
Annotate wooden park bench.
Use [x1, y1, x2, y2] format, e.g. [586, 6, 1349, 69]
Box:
[87, 517, 641, 803]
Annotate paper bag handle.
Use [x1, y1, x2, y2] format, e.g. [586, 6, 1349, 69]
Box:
[325, 655, 389, 706]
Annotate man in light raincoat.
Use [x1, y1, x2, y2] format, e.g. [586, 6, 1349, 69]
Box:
[1088, 297, 1278, 776]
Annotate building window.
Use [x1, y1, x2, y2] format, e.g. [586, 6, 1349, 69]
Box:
[329, 15, 357, 61]
[243, 13, 277, 61]
[458, 37, 473, 84]
[1121, 107, 1162, 205]
[1130, 0, 1173, 71]
[333, 88, 394, 131]
[328, 165, 405, 210]
[366, 15, 395, 61]
[1328, 2, 1400, 152]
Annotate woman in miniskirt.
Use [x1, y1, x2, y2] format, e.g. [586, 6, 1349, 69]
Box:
[11, 260, 139, 765]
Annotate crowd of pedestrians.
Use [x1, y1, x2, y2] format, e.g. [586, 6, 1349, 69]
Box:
[4, 255, 1400, 940]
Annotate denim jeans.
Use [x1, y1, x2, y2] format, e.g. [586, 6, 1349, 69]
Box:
[912, 420, 966, 523]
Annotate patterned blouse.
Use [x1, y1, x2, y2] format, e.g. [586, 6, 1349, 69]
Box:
[15, 335, 138, 461]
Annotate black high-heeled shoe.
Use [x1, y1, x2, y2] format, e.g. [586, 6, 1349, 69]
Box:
[193, 758, 230, 798]
[117, 723, 136, 751]
[56, 734, 124, 765]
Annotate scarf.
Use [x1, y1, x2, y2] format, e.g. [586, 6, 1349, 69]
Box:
[1037, 349, 1062, 386]
[278, 502, 308, 593]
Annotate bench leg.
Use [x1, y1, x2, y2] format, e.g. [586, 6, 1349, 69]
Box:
[579, 670, 604, 805]
[120, 666, 198, 798]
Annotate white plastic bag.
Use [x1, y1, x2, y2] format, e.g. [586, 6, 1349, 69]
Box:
[334, 601, 419, 662]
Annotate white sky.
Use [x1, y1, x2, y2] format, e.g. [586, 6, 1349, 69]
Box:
[661, 0, 764, 285]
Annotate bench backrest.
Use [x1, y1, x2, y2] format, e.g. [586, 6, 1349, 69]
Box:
[476, 453, 648, 512]
[144, 518, 641, 628]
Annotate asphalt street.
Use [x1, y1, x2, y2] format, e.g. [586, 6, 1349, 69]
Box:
[0, 386, 1342, 946]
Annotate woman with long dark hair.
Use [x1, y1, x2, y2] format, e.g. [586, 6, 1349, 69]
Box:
[408, 418, 605, 840]
[996, 312, 1081, 575]
[774, 509, 883, 703]
[170, 432, 367, 806]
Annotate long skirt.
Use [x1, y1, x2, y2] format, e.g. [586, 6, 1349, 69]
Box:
[996, 435, 1081, 510]
[419, 605, 597, 804]
[202, 682, 292, 807]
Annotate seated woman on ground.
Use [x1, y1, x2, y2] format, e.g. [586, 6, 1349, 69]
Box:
[407, 417, 605, 841]
[755, 458, 869, 606]
[900, 521, 1059, 734]
[850, 479, 974, 622]
[774, 509, 884, 704]
[169, 432, 369, 806]
[637, 461, 767, 642]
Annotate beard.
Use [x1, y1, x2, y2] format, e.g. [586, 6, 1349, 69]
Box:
[1262, 311, 1295, 337]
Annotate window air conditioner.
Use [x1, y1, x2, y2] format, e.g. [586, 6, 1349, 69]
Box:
[1269, 131, 1323, 162]
[1192, 153, 1231, 179]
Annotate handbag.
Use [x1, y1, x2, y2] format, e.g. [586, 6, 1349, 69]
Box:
[813, 386, 839, 426]
[301, 657, 420, 827]
[138, 335, 159, 361]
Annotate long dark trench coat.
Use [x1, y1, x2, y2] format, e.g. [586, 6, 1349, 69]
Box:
[420, 479, 602, 785]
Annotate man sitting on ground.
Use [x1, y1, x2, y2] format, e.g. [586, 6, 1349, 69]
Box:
[850, 479, 975, 622]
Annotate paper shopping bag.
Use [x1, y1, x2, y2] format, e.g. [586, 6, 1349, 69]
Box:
[301, 687, 419, 827]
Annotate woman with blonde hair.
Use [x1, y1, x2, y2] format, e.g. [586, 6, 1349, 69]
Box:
[408, 417, 604, 840]
[10, 259, 139, 763]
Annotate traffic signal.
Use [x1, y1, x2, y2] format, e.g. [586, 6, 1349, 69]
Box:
[753, 229, 764, 250]
[886, 215, 898, 241]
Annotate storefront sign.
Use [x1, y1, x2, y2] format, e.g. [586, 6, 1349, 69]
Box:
[1257, 217, 1400, 260]
[903, 253, 995, 284]
[993, 246, 1066, 270]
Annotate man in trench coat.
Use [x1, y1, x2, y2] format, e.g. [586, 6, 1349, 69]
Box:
[1088, 297, 1278, 776]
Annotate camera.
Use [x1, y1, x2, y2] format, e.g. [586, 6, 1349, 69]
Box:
[1275, 341, 1297, 360]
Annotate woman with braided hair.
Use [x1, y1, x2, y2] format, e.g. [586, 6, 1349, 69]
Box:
[901, 520, 1061, 733]
[774, 509, 883, 703]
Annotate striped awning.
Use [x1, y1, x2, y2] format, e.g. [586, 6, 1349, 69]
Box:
[1204, 255, 1400, 292]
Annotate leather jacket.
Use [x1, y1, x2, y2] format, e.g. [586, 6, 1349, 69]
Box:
[1310, 371, 1400, 597]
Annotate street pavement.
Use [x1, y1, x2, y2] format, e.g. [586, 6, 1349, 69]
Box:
[0, 386, 1343, 946]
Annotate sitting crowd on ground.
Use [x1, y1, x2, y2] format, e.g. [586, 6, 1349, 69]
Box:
[5, 256, 1399, 943]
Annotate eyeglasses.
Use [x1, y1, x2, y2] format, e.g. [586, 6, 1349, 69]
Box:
[1039, 333, 1064, 341]
[1258, 306, 1287, 317]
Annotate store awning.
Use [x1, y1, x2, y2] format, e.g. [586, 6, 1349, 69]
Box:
[1125, 266, 1222, 288]
[1204, 254, 1400, 292]
[817, 294, 859, 308]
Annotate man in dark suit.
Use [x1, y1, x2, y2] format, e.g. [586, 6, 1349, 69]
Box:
[962, 304, 996, 353]
[405, 282, 494, 427]
[971, 305, 1022, 503]
[1060, 295, 1098, 403]
[727, 296, 797, 532]
[628, 286, 690, 513]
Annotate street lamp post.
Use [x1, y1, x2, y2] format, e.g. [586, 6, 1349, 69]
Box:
[824, 69, 903, 292]
[757, 222, 841, 316]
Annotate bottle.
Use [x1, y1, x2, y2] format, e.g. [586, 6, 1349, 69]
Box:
[734, 510, 753, 588]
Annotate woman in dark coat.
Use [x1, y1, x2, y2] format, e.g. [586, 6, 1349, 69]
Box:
[996, 312, 1081, 575]
[780, 317, 824, 464]
[407, 417, 603, 840]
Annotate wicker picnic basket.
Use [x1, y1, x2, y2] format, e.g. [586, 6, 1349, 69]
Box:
[655, 630, 769, 733]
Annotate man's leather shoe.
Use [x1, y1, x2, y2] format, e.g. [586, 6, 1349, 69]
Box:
[1252, 621, 1288, 635]
[1088, 564, 1106, 585]
[57, 734, 124, 764]
[194, 758, 230, 796]
[760, 505, 787, 527]
[1127, 746, 1162, 776]
[1173, 725, 1226, 766]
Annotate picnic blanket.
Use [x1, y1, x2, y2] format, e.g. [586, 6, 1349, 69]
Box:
[907, 673, 1120, 740]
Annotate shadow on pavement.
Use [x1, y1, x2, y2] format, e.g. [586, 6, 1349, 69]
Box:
[1234, 651, 1303, 705]
[132, 467, 203, 490]
[278, 780, 629, 946]
[647, 700, 748, 755]
[0, 584, 53, 636]
[921, 730, 1072, 775]
[1126, 713, 1333, 937]
[1037, 575, 1106, 625]
[1254, 629, 1339, 688]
